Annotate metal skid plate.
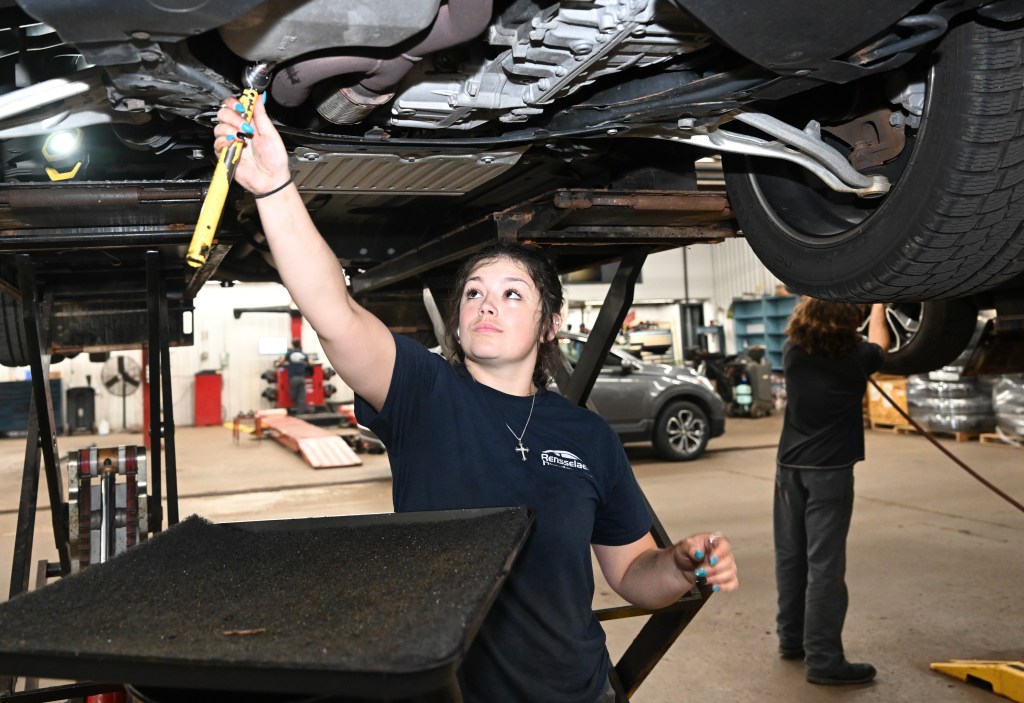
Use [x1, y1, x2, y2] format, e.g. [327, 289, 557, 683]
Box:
[291, 146, 528, 196]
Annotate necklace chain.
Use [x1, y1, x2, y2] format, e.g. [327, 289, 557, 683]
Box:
[505, 392, 536, 462]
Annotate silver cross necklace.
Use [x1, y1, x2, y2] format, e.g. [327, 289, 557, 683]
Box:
[506, 392, 537, 462]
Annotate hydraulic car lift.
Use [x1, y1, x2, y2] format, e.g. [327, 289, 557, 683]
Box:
[0, 185, 738, 702]
[0, 249, 186, 702]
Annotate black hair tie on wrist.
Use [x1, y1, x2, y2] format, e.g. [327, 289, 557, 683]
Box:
[253, 174, 295, 199]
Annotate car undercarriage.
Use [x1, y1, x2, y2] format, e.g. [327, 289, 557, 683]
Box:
[2, 0, 1024, 373]
[4, 3, 1024, 701]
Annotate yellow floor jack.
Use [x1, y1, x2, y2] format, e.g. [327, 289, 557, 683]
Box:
[931, 661, 1024, 702]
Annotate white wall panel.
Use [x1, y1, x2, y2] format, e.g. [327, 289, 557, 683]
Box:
[560, 237, 782, 354]
[4, 282, 353, 431]
[709, 238, 785, 353]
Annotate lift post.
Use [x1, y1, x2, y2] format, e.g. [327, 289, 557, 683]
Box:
[0, 252, 182, 701]
[1, 184, 735, 702]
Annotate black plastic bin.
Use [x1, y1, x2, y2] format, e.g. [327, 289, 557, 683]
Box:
[66, 386, 96, 435]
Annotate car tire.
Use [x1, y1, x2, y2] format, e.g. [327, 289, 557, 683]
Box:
[0, 289, 30, 368]
[872, 299, 979, 376]
[723, 20, 1024, 302]
[653, 399, 709, 461]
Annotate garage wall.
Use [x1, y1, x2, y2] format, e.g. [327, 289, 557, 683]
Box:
[562, 238, 782, 354]
[2, 283, 354, 432]
[2, 238, 778, 431]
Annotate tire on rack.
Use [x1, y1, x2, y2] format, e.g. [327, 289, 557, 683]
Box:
[873, 299, 979, 375]
[652, 399, 709, 461]
[0, 289, 30, 368]
[723, 20, 1024, 303]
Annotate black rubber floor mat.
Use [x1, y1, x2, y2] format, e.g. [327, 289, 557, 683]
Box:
[0, 508, 532, 699]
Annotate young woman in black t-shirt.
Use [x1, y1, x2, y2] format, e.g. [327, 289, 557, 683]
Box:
[213, 95, 739, 702]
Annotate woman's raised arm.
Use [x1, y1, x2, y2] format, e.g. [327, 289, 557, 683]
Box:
[213, 96, 395, 410]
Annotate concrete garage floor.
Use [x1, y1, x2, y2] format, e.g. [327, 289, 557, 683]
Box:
[0, 414, 1021, 702]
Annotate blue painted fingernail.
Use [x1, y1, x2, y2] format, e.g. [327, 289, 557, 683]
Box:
[261, 91, 267, 104]
[225, 134, 234, 141]
[695, 568, 707, 579]
[710, 556, 719, 566]
[693, 550, 704, 560]
[234, 103, 245, 114]
[240, 122, 254, 134]
[713, 584, 721, 592]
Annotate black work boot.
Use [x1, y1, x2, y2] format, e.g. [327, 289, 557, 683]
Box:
[806, 661, 876, 685]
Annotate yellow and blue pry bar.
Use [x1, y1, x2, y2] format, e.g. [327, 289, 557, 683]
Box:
[186, 62, 274, 269]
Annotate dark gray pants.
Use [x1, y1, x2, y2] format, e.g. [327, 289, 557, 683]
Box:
[773, 465, 854, 672]
[288, 375, 307, 413]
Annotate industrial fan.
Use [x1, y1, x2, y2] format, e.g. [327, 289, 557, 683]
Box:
[100, 355, 142, 430]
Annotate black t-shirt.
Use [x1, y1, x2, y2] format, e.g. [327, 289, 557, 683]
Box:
[777, 339, 884, 469]
[356, 334, 652, 702]
[284, 349, 308, 379]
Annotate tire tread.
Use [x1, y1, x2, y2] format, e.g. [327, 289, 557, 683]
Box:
[727, 19, 1024, 302]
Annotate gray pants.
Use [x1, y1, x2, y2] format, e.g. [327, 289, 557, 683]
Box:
[289, 375, 307, 413]
[773, 466, 854, 672]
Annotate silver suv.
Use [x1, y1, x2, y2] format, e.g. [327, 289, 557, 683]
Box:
[558, 332, 726, 461]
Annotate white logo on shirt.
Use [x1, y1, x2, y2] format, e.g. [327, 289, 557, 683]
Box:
[540, 450, 590, 473]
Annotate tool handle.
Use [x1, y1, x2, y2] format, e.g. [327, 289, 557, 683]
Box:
[186, 86, 261, 269]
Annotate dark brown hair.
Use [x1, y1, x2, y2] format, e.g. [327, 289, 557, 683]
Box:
[785, 296, 863, 357]
[443, 240, 563, 388]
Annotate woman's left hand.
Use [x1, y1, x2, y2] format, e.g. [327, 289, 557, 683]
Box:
[672, 532, 739, 592]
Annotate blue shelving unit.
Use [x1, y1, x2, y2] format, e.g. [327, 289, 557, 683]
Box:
[732, 295, 798, 371]
[0, 379, 63, 435]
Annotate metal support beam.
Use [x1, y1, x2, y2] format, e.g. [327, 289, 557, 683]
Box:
[2, 258, 71, 699]
[560, 248, 648, 407]
[148, 252, 180, 526]
[145, 252, 163, 533]
[14, 256, 70, 575]
[350, 188, 735, 297]
[541, 247, 713, 701]
[611, 589, 712, 698]
[9, 397, 42, 600]
[0, 397, 45, 698]
[351, 216, 508, 296]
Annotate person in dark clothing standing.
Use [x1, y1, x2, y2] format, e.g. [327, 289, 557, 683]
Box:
[278, 338, 309, 414]
[775, 298, 889, 686]
[212, 96, 739, 703]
